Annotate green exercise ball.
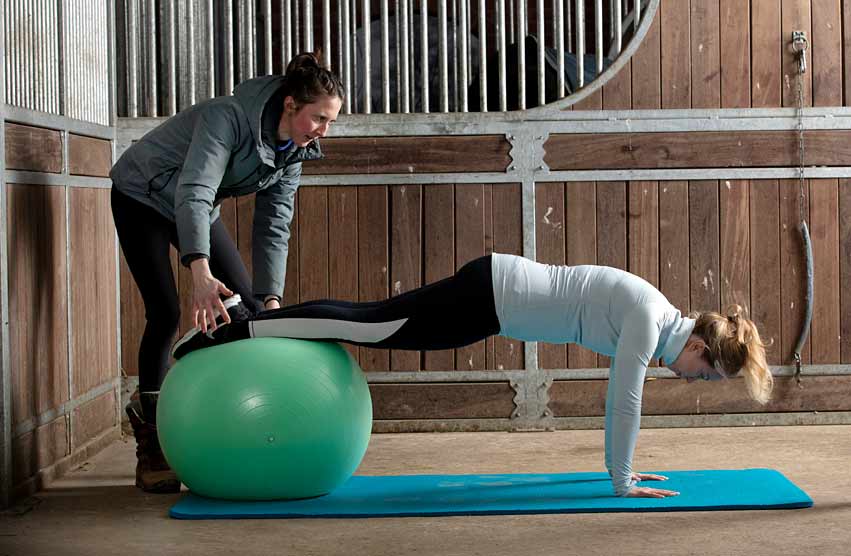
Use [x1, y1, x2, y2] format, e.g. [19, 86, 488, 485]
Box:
[157, 338, 372, 500]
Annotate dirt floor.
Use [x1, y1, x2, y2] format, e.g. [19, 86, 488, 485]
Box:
[1, 425, 849, 556]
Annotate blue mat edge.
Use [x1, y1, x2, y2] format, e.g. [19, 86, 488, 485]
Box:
[169, 468, 814, 519]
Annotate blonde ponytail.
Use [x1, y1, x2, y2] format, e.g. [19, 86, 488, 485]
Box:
[692, 304, 773, 404]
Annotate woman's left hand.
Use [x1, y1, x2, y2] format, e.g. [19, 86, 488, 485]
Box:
[631, 472, 669, 482]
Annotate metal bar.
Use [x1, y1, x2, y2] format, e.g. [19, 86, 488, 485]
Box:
[294, 165, 851, 186]
[361, 363, 851, 384]
[127, 0, 139, 116]
[262, 0, 272, 75]
[497, 0, 506, 110]
[458, 0, 468, 111]
[164, 0, 177, 113]
[335, 0, 342, 73]
[351, 0, 357, 111]
[363, 0, 371, 113]
[400, 0, 410, 112]
[614, 0, 622, 55]
[407, 0, 415, 109]
[635, 0, 641, 31]
[516, 0, 525, 109]
[419, 0, 430, 113]
[223, 0, 234, 94]
[394, 0, 400, 111]
[4, 171, 114, 188]
[305, 0, 313, 51]
[323, 0, 331, 69]
[537, 0, 545, 107]
[108, 0, 118, 126]
[575, 0, 584, 87]
[451, 0, 457, 110]
[438, 0, 449, 112]
[595, 0, 603, 74]
[342, 0, 351, 112]
[12, 379, 122, 438]
[284, 0, 292, 65]
[147, 0, 158, 115]
[381, 0, 390, 113]
[508, 0, 514, 43]
[556, 0, 565, 96]
[293, 0, 300, 53]
[373, 412, 851, 434]
[566, 0, 572, 53]
[207, 0, 216, 95]
[477, 0, 486, 111]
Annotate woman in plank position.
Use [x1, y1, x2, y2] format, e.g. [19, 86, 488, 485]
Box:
[172, 253, 772, 499]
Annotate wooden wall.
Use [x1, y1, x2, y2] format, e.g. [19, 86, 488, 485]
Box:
[115, 0, 851, 423]
[5, 123, 119, 499]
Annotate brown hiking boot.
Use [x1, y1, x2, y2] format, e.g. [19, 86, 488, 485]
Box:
[125, 393, 180, 493]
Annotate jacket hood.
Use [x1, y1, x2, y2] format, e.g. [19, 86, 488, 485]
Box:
[232, 75, 322, 166]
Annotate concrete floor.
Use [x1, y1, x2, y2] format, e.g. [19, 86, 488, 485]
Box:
[1, 425, 850, 556]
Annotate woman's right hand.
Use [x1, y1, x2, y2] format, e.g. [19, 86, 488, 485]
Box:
[625, 486, 680, 498]
[190, 258, 233, 333]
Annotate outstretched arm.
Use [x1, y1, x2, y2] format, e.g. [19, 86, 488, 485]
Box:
[606, 304, 679, 498]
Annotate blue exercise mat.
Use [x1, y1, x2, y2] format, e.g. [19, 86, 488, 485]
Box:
[169, 468, 812, 519]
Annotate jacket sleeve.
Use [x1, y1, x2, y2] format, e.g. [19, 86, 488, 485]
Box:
[174, 102, 239, 265]
[252, 162, 301, 298]
[605, 303, 663, 496]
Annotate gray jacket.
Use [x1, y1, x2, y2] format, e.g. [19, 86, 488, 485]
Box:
[110, 75, 322, 298]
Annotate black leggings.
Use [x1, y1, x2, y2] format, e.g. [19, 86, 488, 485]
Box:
[111, 187, 262, 392]
[249, 255, 501, 350]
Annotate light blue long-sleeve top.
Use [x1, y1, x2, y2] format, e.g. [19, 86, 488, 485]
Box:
[490, 253, 695, 496]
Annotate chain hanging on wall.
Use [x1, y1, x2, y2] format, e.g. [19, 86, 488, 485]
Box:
[791, 31, 813, 388]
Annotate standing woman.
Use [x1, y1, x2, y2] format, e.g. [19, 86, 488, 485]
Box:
[173, 253, 773, 499]
[111, 52, 344, 493]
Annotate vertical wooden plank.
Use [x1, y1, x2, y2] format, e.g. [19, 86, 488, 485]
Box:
[779, 179, 811, 364]
[809, 179, 840, 363]
[660, 0, 692, 109]
[659, 181, 690, 313]
[491, 183, 524, 370]
[811, 0, 843, 107]
[236, 195, 256, 291]
[688, 181, 720, 313]
[483, 185, 495, 370]
[357, 186, 390, 371]
[535, 182, 567, 369]
[423, 185, 455, 370]
[631, 9, 662, 109]
[574, 90, 603, 111]
[297, 187, 329, 301]
[328, 186, 359, 362]
[390, 185, 422, 371]
[628, 181, 659, 287]
[7, 185, 69, 424]
[752, 0, 782, 107]
[597, 181, 628, 368]
[720, 0, 751, 108]
[781, 0, 813, 107]
[719, 180, 751, 312]
[602, 56, 633, 109]
[691, 0, 721, 108]
[70, 188, 118, 396]
[455, 184, 487, 371]
[750, 180, 783, 365]
[840, 179, 851, 363]
[566, 181, 597, 368]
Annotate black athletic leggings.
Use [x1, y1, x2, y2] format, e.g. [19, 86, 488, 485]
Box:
[111, 187, 262, 392]
[249, 255, 501, 349]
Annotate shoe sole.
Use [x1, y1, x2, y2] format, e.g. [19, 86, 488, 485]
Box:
[170, 294, 241, 358]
